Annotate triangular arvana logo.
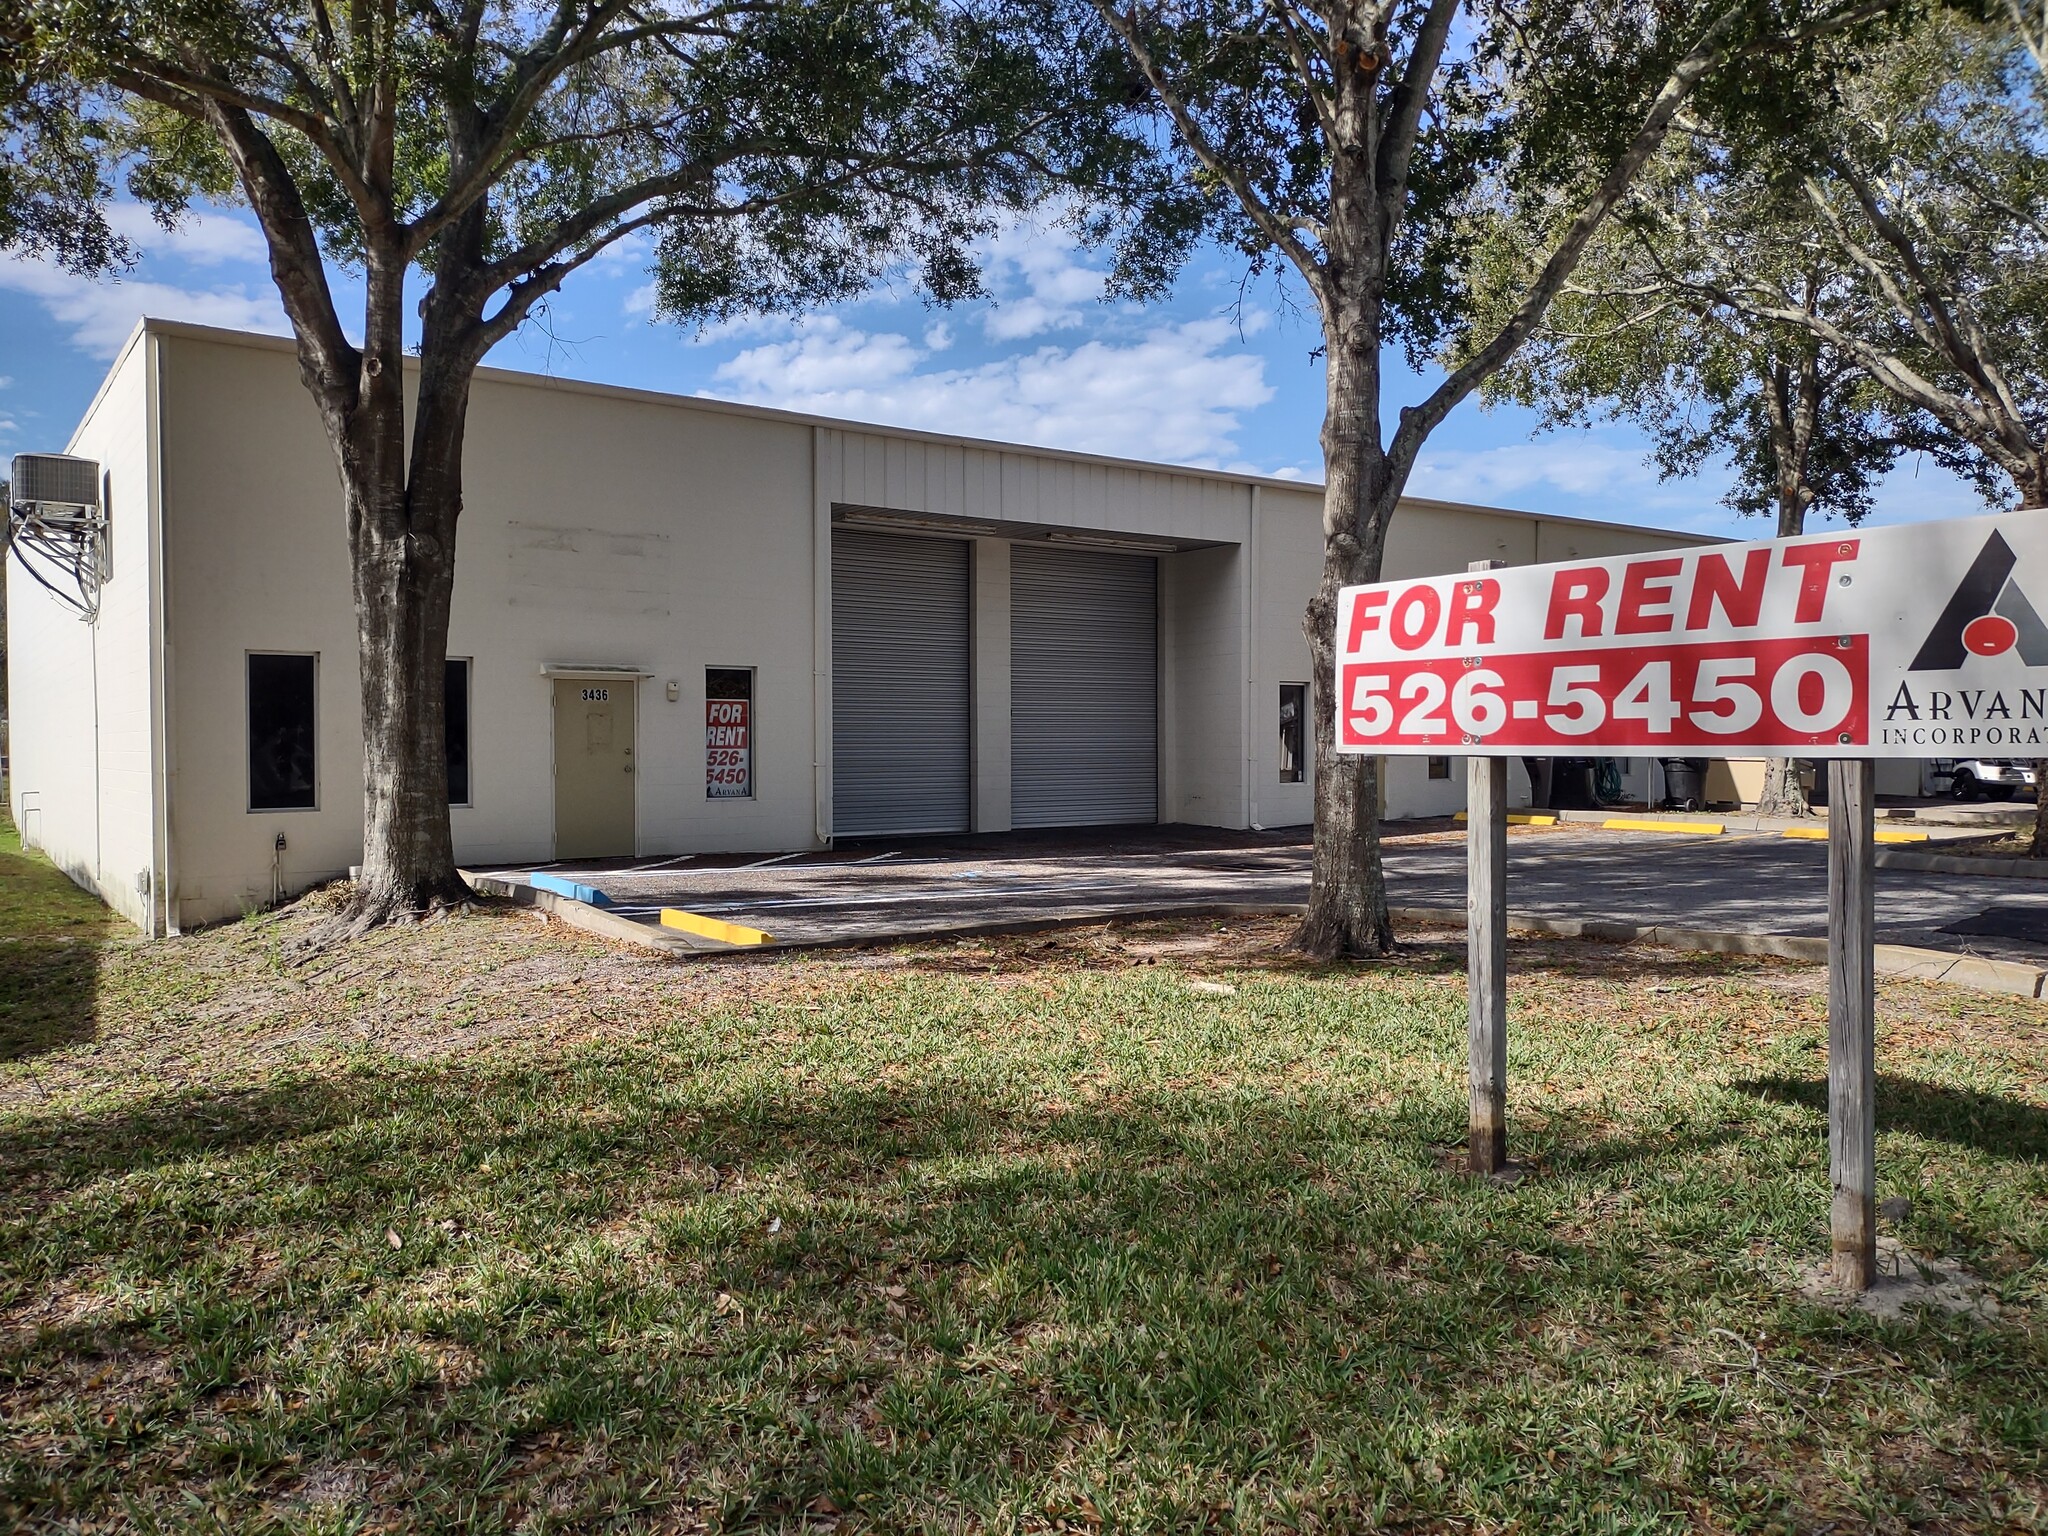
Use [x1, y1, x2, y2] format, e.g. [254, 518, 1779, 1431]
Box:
[1909, 530, 2048, 669]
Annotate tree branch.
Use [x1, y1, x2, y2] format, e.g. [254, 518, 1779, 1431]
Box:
[201, 100, 359, 416]
[1089, 0, 1327, 294]
[1387, 0, 1892, 481]
[1373, 0, 1460, 232]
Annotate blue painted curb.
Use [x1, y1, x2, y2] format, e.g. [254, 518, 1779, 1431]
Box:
[528, 871, 615, 907]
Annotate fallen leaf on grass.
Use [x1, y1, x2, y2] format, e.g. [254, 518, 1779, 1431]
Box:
[1187, 980, 1236, 997]
[385, 1228, 402, 1250]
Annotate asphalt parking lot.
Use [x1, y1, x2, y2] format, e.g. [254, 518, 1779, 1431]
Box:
[480, 820, 2048, 965]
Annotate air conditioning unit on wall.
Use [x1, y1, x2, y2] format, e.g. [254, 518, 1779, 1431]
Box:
[7, 452, 109, 622]
[11, 453, 102, 513]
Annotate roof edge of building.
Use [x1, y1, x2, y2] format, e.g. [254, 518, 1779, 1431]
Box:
[128, 316, 1718, 545]
[62, 317, 154, 458]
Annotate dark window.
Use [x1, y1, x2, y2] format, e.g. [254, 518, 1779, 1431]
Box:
[248, 653, 317, 810]
[1428, 756, 1451, 780]
[446, 658, 472, 806]
[1279, 683, 1307, 783]
[706, 667, 754, 799]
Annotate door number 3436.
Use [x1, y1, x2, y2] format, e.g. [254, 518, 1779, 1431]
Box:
[581, 687, 610, 701]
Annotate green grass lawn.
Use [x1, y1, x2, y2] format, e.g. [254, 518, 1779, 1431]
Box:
[0, 862, 2042, 1531]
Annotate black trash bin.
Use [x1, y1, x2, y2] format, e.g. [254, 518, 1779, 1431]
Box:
[1661, 758, 1709, 811]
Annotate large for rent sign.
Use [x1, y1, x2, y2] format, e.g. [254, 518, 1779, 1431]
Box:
[1336, 510, 2048, 757]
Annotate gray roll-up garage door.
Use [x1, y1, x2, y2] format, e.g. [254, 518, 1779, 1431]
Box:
[832, 528, 972, 837]
[1011, 544, 1159, 827]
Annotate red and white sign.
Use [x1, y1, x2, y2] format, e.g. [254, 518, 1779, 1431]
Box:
[1336, 510, 2048, 757]
[706, 698, 752, 797]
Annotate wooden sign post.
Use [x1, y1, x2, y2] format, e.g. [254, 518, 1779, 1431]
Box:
[1467, 560, 1510, 1177]
[1828, 759, 1877, 1288]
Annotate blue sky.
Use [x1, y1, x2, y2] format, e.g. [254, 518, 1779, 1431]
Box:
[0, 201, 1990, 537]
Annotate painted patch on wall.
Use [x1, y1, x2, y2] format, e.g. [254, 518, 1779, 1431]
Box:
[506, 522, 671, 615]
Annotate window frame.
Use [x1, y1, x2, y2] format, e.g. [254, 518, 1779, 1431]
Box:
[246, 650, 320, 814]
[1427, 756, 1452, 781]
[446, 656, 474, 808]
[705, 665, 757, 801]
[1278, 681, 1308, 785]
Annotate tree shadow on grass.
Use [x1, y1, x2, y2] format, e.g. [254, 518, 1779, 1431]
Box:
[0, 936, 100, 1064]
[1, 1060, 2039, 1531]
[1733, 1073, 2048, 1159]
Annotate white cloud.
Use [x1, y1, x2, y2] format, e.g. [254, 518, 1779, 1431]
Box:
[103, 202, 268, 267]
[1223, 459, 1314, 482]
[709, 314, 1271, 465]
[0, 256, 288, 358]
[1413, 433, 2002, 536]
[0, 376, 13, 389]
[1408, 439, 1663, 505]
[591, 229, 654, 273]
[974, 218, 1111, 341]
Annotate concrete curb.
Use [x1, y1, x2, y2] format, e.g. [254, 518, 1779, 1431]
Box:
[1546, 805, 2020, 837]
[1384, 906, 2045, 998]
[461, 870, 710, 954]
[462, 874, 2047, 1000]
[1874, 848, 2048, 881]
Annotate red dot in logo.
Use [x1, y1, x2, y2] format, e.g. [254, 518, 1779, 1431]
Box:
[1964, 613, 2019, 656]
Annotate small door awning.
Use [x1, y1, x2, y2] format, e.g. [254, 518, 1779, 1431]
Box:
[540, 663, 655, 680]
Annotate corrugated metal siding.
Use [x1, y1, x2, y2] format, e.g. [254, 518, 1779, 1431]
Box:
[831, 529, 972, 836]
[822, 429, 1249, 546]
[1011, 545, 1159, 827]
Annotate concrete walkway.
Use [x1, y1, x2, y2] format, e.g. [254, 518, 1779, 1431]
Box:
[485, 822, 2048, 968]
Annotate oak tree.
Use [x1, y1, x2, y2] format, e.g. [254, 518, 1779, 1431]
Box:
[2, 0, 1095, 924]
[1484, 155, 1914, 815]
[1651, 13, 2048, 842]
[1079, 0, 1899, 957]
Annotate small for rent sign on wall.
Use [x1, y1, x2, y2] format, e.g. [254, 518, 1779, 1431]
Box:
[706, 698, 752, 797]
[1335, 510, 2048, 758]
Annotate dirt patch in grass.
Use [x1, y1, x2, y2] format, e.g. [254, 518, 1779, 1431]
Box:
[2, 884, 2045, 1532]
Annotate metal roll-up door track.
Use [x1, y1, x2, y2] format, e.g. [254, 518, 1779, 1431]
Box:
[1011, 543, 1159, 828]
[831, 528, 973, 837]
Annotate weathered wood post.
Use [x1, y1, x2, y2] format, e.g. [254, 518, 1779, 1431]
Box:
[1467, 559, 1509, 1176]
[1828, 757, 1876, 1289]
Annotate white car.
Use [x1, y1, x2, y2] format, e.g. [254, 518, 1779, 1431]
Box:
[1942, 758, 2039, 801]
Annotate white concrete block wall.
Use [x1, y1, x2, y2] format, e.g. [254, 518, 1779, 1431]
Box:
[18, 320, 1740, 928]
[1249, 485, 1323, 829]
[1164, 544, 1244, 826]
[158, 330, 826, 923]
[8, 327, 162, 929]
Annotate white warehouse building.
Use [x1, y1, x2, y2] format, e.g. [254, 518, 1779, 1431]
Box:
[12, 319, 1721, 934]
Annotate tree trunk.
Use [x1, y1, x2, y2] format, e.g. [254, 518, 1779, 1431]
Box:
[1295, 326, 1396, 960]
[328, 251, 470, 925]
[1755, 361, 1817, 819]
[351, 487, 463, 918]
[1756, 756, 1813, 818]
